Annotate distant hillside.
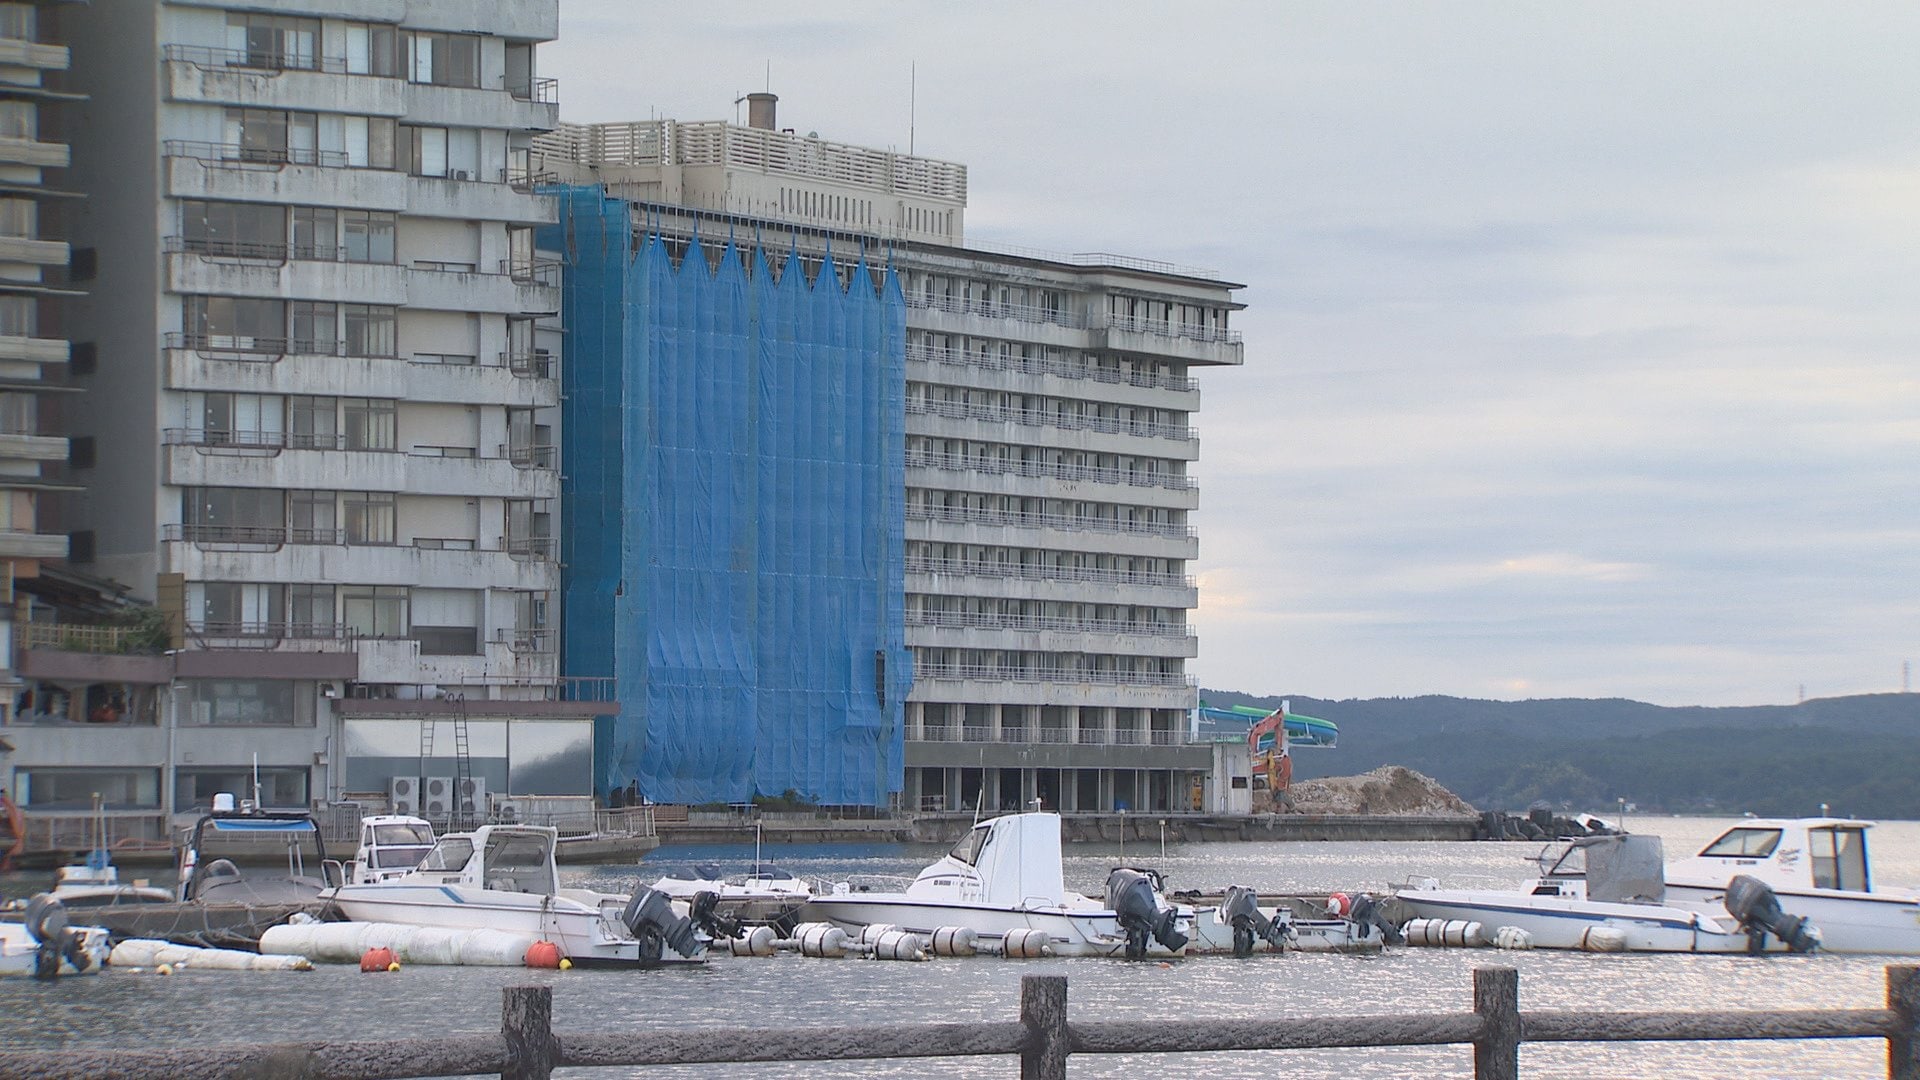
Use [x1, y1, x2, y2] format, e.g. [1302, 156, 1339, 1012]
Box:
[1201, 691, 1920, 819]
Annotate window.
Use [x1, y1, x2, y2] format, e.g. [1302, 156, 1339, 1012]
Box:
[176, 767, 309, 811]
[343, 22, 399, 77]
[1699, 828, 1783, 858]
[17, 768, 160, 809]
[343, 585, 409, 638]
[0, 99, 35, 140]
[344, 305, 397, 357]
[196, 392, 280, 444]
[292, 206, 335, 260]
[411, 587, 480, 655]
[187, 295, 285, 350]
[506, 226, 535, 280]
[289, 583, 335, 634]
[288, 395, 338, 448]
[401, 125, 448, 177]
[290, 301, 338, 354]
[328, 114, 396, 169]
[343, 491, 396, 544]
[406, 31, 480, 88]
[0, 294, 31, 337]
[342, 397, 397, 450]
[224, 12, 319, 70]
[0, 5, 36, 41]
[196, 581, 285, 633]
[1810, 827, 1870, 892]
[342, 211, 396, 263]
[947, 826, 990, 867]
[0, 196, 32, 239]
[181, 678, 306, 726]
[183, 487, 284, 536]
[183, 200, 286, 258]
[506, 499, 550, 556]
[289, 490, 336, 542]
[419, 836, 474, 872]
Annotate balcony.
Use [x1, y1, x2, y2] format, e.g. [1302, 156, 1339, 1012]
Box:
[164, 148, 408, 212]
[0, 529, 67, 560]
[0, 136, 66, 169]
[164, 242, 408, 305]
[905, 448, 1197, 496]
[909, 722, 1192, 748]
[405, 261, 558, 315]
[0, 37, 67, 70]
[160, 440, 556, 499]
[905, 559, 1196, 610]
[163, 48, 405, 115]
[405, 173, 555, 225]
[161, 530, 557, 591]
[1090, 315, 1244, 367]
[904, 294, 1086, 352]
[905, 504, 1198, 561]
[0, 334, 65, 365]
[0, 235, 67, 267]
[161, 340, 555, 407]
[905, 611, 1197, 659]
[352, 637, 554, 687]
[405, 82, 557, 132]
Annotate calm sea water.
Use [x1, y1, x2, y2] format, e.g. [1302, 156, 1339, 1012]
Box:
[3, 815, 1916, 1079]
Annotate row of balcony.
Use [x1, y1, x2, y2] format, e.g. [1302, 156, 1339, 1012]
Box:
[905, 448, 1196, 494]
[162, 48, 557, 129]
[160, 522, 553, 560]
[162, 152, 555, 226]
[162, 444, 556, 500]
[905, 342, 1199, 395]
[166, 248, 558, 315]
[906, 394, 1193, 443]
[914, 662, 1195, 688]
[907, 609, 1193, 641]
[163, 427, 555, 468]
[908, 723, 1190, 747]
[907, 555, 1194, 591]
[906, 502, 1192, 541]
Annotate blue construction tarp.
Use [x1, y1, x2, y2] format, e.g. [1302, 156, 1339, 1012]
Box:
[549, 188, 912, 807]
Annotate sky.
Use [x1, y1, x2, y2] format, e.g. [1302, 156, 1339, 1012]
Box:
[547, 2, 1920, 708]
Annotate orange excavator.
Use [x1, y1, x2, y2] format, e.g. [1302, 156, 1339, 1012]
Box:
[1, 789, 24, 872]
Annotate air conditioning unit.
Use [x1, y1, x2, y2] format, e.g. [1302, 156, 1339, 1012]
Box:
[389, 776, 421, 816]
[449, 168, 471, 181]
[422, 776, 454, 816]
[456, 777, 488, 819]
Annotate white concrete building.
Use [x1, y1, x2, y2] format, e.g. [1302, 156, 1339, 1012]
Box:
[538, 97, 1244, 815]
[1, 0, 600, 840]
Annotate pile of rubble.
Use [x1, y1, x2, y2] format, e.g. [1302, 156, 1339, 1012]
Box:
[1283, 766, 1477, 817]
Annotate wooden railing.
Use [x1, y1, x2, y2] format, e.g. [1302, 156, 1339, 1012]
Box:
[4, 967, 1916, 1080]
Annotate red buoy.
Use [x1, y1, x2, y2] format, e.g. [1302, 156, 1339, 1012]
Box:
[524, 940, 564, 969]
[360, 946, 398, 972]
[1326, 892, 1352, 918]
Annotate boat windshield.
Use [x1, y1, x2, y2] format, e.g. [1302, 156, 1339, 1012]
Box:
[949, 826, 991, 868]
[371, 823, 434, 847]
[419, 837, 474, 872]
[745, 865, 794, 880]
[1810, 826, 1870, 892]
[1542, 844, 1586, 878]
[373, 847, 429, 869]
[1700, 828, 1782, 858]
[482, 832, 557, 895]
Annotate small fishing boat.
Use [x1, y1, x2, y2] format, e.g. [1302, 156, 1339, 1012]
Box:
[1664, 817, 1920, 955]
[0, 897, 111, 979]
[342, 814, 437, 885]
[1396, 833, 1820, 953]
[325, 824, 713, 966]
[648, 862, 812, 929]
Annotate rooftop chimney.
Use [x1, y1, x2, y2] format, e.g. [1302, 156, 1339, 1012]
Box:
[745, 92, 778, 131]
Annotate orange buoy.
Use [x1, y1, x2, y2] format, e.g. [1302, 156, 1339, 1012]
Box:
[524, 940, 564, 969]
[360, 946, 398, 972]
[1326, 892, 1352, 918]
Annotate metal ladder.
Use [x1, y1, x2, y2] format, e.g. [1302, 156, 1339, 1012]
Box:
[449, 693, 474, 831]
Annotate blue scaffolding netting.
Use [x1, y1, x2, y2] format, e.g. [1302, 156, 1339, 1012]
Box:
[548, 187, 912, 807]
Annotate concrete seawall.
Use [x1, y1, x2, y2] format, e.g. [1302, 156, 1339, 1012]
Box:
[653, 813, 1480, 847]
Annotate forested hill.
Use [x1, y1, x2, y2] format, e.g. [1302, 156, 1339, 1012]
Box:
[1200, 691, 1920, 819]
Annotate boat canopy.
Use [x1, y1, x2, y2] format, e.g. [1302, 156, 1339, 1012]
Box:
[924, 812, 1068, 909]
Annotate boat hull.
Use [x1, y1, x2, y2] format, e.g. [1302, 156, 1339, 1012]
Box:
[801, 895, 1192, 958]
[1397, 889, 1770, 953]
[0, 924, 111, 977]
[1666, 881, 1920, 956]
[328, 884, 701, 966]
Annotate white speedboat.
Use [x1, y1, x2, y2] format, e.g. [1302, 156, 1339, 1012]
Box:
[1397, 834, 1820, 953]
[0, 897, 111, 979]
[342, 815, 437, 885]
[649, 862, 812, 929]
[44, 860, 174, 909]
[1665, 817, 1920, 955]
[803, 811, 1200, 958]
[325, 824, 710, 966]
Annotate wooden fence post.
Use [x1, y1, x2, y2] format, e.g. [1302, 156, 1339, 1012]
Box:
[1474, 966, 1520, 1080]
[1020, 974, 1069, 1080]
[1890, 965, 1920, 1080]
[502, 984, 555, 1080]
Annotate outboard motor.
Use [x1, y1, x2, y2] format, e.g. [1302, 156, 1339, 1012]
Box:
[1723, 874, 1819, 954]
[1220, 885, 1290, 958]
[621, 885, 704, 962]
[23, 895, 92, 981]
[1104, 868, 1188, 959]
[687, 889, 740, 942]
[1348, 893, 1405, 946]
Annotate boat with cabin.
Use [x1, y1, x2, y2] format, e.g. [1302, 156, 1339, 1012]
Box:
[343, 815, 436, 884]
[324, 824, 713, 966]
[1396, 833, 1821, 953]
[1663, 817, 1920, 955]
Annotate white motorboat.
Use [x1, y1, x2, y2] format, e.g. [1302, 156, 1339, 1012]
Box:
[1664, 817, 1920, 955]
[325, 824, 712, 966]
[649, 862, 812, 929]
[342, 814, 436, 885]
[1396, 834, 1820, 953]
[807, 811, 1267, 958]
[0, 897, 111, 978]
[44, 860, 174, 909]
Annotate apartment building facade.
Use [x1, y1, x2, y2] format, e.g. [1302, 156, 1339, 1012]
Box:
[538, 101, 1242, 813]
[0, 1, 78, 727]
[0, 0, 598, 835]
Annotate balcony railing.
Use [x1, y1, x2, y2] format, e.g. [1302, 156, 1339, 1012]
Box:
[505, 536, 556, 561]
[905, 341, 1200, 394]
[906, 395, 1194, 442]
[911, 723, 1189, 747]
[163, 331, 394, 361]
[905, 448, 1196, 493]
[905, 554, 1194, 590]
[186, 620, 355, 645]
[907, 609, 1194, 640]
[16, 622, 140, 654]
[906, 502, 1194, 540]
[501, 443, 557, 470]
[1099, 313, 1242, 345]
[163, 139, 350, 170]
[501, 351, 553, 379]
[347, 676, 615, 702]
[162, 523, 346, 548]
[162, 427, 389, 453]
[493, 628, 555, 654]
[161, 43, 399, 78]
[913, 662, 1195, 688]
[506, 76, 559, 104]
[905, 291, 1085, 331]
[501, 258, 561, 286]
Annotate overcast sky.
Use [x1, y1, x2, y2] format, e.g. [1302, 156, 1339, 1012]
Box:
[548, 2, 1920, 707]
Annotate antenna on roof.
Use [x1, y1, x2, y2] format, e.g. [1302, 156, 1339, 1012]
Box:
[909, 61, 916, 155]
